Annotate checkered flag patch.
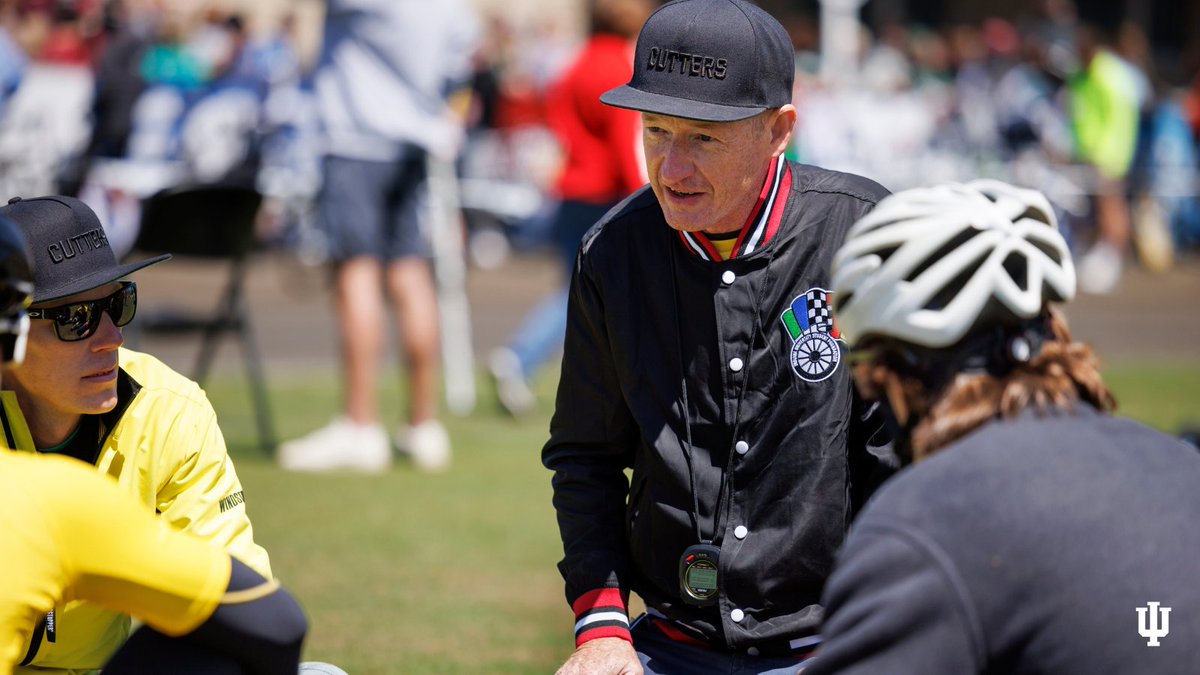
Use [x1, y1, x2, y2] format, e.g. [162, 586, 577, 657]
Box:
[806, 289, 833, 333]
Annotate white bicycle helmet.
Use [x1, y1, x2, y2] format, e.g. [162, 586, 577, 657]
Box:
[832, 179, 1075, 349]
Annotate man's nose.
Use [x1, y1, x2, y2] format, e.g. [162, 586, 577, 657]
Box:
[659, 142, 695, 183]
[90, 311, 125, 351]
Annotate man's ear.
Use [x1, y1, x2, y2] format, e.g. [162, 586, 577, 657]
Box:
[768, 104, 797, 157]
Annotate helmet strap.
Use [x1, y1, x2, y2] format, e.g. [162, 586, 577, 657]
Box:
[909, 315, 1051, 385]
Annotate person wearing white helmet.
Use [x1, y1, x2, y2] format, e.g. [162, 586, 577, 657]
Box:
[805, 180, 1200, 674]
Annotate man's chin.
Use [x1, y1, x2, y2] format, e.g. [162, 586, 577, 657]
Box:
[81, 394, 120, 416]
[664, 217, 709, 234]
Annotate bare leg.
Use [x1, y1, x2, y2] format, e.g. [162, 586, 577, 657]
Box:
[1095, 188, 1131, 252]
[1079, 177, 1133, 295]
[336, 257, 385, 426]
[387, 257, 440, 425]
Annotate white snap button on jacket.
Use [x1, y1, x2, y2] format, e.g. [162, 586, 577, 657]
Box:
[731, 608, 745, 623]
[734, 440, 749, 454]
[722, 270, 736, 285]
[734, 525, 748, 539]
[729, 357, 744, 372]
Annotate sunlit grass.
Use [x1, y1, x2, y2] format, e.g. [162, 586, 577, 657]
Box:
[209, 369, 569, 674]
[1102, 359, 1200, 433]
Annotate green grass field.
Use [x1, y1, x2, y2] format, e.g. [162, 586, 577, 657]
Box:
[204, 359, 1200, 674]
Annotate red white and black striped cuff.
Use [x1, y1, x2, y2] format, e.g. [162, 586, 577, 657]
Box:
[572, 588, 631, 646]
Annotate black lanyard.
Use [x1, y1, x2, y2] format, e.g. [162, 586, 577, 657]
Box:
[668, 233, 778, 546]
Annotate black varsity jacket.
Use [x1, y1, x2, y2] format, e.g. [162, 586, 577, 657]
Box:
[543, 157, 896, 652]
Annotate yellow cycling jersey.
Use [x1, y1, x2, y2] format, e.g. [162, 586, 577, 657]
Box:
[0, 452, 230, 675]
[1, 348, 270, 672]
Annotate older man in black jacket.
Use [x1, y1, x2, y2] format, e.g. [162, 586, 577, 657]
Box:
[542, 1, 895, 673]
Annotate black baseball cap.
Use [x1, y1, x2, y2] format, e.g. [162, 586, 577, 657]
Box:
[0, 196, 170, 304]
[600, 0, 795, 122]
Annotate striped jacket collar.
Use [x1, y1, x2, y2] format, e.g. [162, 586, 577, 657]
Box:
[676, 156, 792, 261]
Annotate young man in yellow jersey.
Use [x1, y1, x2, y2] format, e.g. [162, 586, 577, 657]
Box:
[0, 195, 272, 671]
[0, 213, 307, 675]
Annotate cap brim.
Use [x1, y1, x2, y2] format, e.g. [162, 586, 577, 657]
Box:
[600, 85, 765, 122]
[33, 253, 171, 304]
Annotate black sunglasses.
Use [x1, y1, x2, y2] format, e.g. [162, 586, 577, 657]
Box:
[27, 281, 137, 342]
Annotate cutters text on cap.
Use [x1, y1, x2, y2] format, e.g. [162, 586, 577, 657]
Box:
[0, 195, 170, 304]
[600, 0, 795, 122]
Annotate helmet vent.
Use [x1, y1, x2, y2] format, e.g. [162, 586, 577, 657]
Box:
[1029, 237, 1063, 266]
[923, 250, 989, 311]
[1003, 252, 1029, 291]
[1018, 206, 1052, 226]
[904, 228, 982, 282]
[872, 245, 900, 265]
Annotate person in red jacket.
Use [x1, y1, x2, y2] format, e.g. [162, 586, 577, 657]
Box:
[488, 0, 651, 415]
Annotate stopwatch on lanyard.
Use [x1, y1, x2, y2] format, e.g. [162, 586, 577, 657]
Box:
[668, 241, 776, 607]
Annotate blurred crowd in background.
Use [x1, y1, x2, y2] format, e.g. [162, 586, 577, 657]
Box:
[786, 1, 1200, 295]
[0, 0, 1196, 297]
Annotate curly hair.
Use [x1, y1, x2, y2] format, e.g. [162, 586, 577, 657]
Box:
[852, 308, 1116, 462]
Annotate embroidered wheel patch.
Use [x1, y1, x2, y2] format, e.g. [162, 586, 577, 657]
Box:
[780, 287, 844, 382]
[789, 331, 841, 382]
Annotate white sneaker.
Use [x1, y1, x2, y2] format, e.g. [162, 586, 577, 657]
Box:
[489, 347, 535, 416]
[1078, 242, 1123, 295]
[397, 419, 451, 472]
[278, 417, 391, 473]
